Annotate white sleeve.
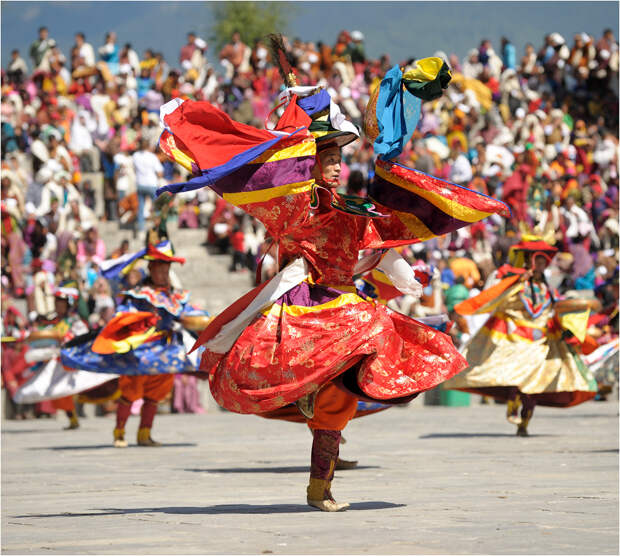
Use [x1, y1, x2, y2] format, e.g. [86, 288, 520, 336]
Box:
[376, 249, 423, 300]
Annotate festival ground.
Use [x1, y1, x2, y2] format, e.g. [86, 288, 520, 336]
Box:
[2, 399, 618, 555]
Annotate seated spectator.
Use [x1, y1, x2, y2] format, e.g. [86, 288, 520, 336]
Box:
[76, 223, 106, 268]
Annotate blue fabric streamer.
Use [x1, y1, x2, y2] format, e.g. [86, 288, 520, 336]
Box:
[297, 90, 331, 117]
[373, 65, 422, 161]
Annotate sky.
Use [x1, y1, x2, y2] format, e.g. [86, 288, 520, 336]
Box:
[1, 1, 619, 72]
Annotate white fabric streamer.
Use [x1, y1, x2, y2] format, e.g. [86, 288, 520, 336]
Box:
[14, 358, 118, 404]
[205, 258, 309, 354]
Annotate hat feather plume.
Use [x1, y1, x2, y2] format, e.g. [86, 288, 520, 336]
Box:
[267, 33, 297, 87]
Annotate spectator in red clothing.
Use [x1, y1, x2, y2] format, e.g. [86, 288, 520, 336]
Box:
[219, 31, 250, 79]
[229, 225, 246, 272]
[179, 32, 196, 66]
[503, 164, 534, 224]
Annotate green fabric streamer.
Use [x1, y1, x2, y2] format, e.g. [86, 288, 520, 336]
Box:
[403, 61, 452, 101]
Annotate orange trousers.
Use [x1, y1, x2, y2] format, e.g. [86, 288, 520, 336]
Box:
[307, 382, 358, 431]
[52, 396, 75, 412]
[118, 375, 174, 403]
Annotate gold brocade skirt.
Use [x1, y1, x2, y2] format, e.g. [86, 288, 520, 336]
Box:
[445, 311, 597, 406]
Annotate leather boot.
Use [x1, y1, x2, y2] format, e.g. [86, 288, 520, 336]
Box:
[506, 395, 522, 425]
[137, 399, 160, 446]
[64, 411, 80, 430]
[307, 477, 350, 512]
[335, 434, 358, 469]
[335, 457, 358, 470]
[307, 429, 349, 511]
[137, 427, 161, 446]
[516, 409, 533, 437]
[113, 427, 128, 448]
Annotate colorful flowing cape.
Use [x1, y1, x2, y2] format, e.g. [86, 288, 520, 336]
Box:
[60, 286, 207, 376]
[158, 98, 509, 245]
[14, 357, 118, 404]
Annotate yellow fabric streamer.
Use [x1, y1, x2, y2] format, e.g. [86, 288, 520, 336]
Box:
[110, 327, 161, 354]
[402, 57, 444, 82]
[558, 309, 590, 343]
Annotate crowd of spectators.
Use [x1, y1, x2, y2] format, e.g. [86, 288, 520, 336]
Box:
[1, 24, 618, 418]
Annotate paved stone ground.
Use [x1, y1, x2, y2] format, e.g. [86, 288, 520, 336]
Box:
[2, 399, 618, 554]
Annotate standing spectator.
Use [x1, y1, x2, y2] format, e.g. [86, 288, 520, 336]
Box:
[100, 136, 119, 221]
[228, 225, 246, 272]
[501, 37, 516, 70]
[179, 32, 196, 66]
[346, 31, 366, 65]
[69, 110, 97, 172]
[448, 140, 473, 185]
[74, 32, 95, 68]
[519, 42, 539, 78]
[219, 31, 250, 79]
[121, 43, 141, 76]
[113, 146, 136, 205]
[7, 50, 28, 84]
[190, 38, 208, 76]
[98, 31, 120, 76]
[502, 163, 533, 223]
[132, 138, 163, 233]
[29, 26, 54, 70]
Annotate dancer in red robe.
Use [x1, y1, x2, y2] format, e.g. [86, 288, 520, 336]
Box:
[158, 55, 509, 510]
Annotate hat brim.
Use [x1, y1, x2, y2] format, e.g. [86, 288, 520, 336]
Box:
[143, 244, 186, 264]
[511, 240, 557, 254]
[314, 131, 358, 150]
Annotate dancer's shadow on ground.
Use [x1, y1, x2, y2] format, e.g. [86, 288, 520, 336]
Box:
[13, 501, 405, 518]
[418, 432, 558, 439]
[183, 465, 380, 474]
[1, 429, 55, 434]
[26, 443, 197, 451]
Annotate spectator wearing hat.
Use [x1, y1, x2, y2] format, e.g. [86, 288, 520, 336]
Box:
[346, 31, 366, 65]
[190, 37, 208, 73]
